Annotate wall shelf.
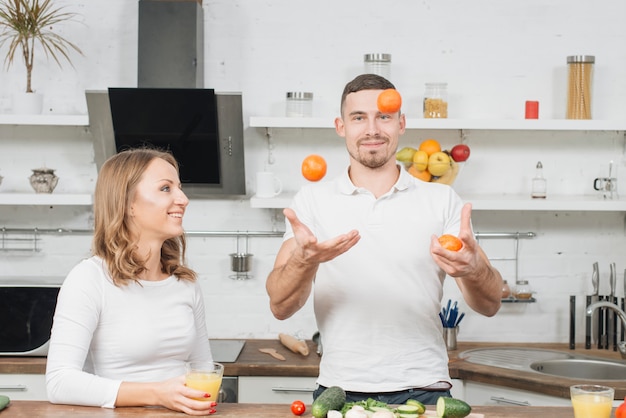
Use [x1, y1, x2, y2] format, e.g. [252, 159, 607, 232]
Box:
[0, 193, 93, 206]
[249, 117, 626, 131]
[0, 114, 89, 126]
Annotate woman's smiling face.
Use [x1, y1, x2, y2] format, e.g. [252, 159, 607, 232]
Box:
[128, 157, 189, 244]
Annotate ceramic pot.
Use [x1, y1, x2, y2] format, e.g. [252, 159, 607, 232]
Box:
[29, 168, 58, 193]
[12, 92, 43, 115]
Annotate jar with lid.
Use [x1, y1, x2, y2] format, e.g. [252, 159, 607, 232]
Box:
[423, 82, 448, 118]
[566, 55, 595, 119]
[513, 280, 533, 300]
[364, 53, 391, 80]
[285, 92, 313, 117]
[501, 280, 511, 299]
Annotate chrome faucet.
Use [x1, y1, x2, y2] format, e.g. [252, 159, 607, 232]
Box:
[586, 301, 626, 359]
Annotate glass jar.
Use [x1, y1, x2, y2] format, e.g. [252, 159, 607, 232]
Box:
[285, 92, 313, 117]
[423, 82, 448, 118]
[364, 53, 391, 80]
[513, 280, 533, 300]
[566, 55, 594, 120]
[501, 280, 511, 299]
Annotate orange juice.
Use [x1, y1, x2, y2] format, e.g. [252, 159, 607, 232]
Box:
[185, 372, 222, 401]
[571, 393, 612, 418]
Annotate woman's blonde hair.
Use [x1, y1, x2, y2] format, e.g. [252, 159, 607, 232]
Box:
[92, 148, 196, 285]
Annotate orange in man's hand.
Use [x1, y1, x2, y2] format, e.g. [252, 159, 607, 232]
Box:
[377, 89, 402, 113]
[301, 154, 327, 182]
[438, 234, 463, 251]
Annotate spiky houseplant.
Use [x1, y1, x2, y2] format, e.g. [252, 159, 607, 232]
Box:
[0, 0, 82, 93]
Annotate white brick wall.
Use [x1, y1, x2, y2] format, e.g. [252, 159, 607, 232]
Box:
[1, 0, 625, 342]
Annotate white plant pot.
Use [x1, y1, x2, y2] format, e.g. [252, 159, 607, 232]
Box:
[12, 92, 43, 115]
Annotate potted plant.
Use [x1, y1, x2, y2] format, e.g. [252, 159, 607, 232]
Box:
[0, 0, 82, 114]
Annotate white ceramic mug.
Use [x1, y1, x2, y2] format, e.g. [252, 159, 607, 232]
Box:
[255, 172, 282, 198]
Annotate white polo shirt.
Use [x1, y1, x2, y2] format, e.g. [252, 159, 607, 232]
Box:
[285, 166, 463, 392]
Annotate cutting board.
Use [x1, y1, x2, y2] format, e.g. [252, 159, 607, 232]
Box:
[209, 339, 245, 363]
[423, 411, 484, 418]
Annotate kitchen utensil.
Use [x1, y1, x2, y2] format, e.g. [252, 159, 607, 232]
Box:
[312, 331, 322, 356]
[570, 295, 576, 350]
[229, 233, 253, 280]
[278, 333, 309, 356]
[258, 348, 286, 361]
[609, 262, 616, 350]
[591, 262, 601, 347]
[585, 295, 592, 349]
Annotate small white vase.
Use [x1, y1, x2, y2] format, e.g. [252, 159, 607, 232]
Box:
[12, 92, 43, 115]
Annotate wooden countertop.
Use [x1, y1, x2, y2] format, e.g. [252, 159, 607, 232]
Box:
[0, 401, 592, 417]
[2, 340, 625, 400]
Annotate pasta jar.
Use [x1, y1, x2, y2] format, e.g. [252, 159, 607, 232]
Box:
[566, 55, 594, 119]
[285, 92, 313, 117]
[364, 53, 391, 80]
[423, 82, 448, 118]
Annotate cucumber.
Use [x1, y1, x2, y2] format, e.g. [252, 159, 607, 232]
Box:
[405, 399, 426, 414]
[311, 386, 346, 418]
[436, 396, 471, 418]
[396, 404, 420, 415]
[0, 395, 10, 411]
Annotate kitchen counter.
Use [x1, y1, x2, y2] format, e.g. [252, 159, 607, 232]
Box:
[0, 401, 598, 417]
[1, 340, 625, 400]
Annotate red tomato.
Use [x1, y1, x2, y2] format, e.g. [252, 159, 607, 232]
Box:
[291, 400, 306, 416]
[616, 399, 626, 418]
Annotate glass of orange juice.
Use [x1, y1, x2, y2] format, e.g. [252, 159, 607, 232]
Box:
[185, 361, 224, 402]
[570, 384, 614, 418]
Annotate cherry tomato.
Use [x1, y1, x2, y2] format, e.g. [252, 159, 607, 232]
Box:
[616, 399, 626, 418]
[291, 400, 306, 416]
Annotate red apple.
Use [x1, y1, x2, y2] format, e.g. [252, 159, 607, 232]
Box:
[450, 144, 470, 162]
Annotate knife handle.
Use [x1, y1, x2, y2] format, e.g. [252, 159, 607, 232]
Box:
[570, 295, 576, 350]
[585, 295, 591, 349]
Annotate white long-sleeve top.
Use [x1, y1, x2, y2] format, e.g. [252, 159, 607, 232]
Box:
[46, 256, 212, 408]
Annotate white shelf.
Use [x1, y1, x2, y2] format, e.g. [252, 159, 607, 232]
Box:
[250, 192, 626, 211]
[249, 117, 626, 131]
[0, 193, 93, 206]
[0, 114, 89, 126]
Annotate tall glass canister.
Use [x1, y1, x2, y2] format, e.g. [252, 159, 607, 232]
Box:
[364, 53, 391, 80]
[566, 55, 595, 119]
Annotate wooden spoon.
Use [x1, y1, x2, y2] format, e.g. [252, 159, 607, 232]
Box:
[258, 348, 286, 361]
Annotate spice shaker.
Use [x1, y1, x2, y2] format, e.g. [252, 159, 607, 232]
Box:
[364, 53, 391, 80]
[531, 161, 547, 199]
[566, 55, 595, 119]
[423, 82, 448, 118]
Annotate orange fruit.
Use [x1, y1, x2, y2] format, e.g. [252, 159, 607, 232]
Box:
[301, 154, 327, 182]
[377, 89, 402, 113]
[418, 139, 442, 156]
[438, 234, 463, 251]
[407, 164, 432, 182]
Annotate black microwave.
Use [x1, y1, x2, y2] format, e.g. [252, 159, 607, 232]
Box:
[0, 285, 60, 356]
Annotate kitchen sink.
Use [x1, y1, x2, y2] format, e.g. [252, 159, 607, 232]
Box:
[458, 347, 626, 381]
[530, 358, 626, 380]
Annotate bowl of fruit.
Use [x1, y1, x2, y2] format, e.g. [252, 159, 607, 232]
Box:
[396, 139, 470, 185]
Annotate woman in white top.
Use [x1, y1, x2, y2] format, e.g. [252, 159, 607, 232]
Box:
[46, 148, 216, 415]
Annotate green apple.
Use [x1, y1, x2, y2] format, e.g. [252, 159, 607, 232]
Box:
[428, 151, 451, 177]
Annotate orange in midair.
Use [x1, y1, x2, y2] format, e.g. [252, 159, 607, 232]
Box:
[377, 89, 402, 113]
[301, 154, 327, 182]
[418, 139, 442, 156]
[438, 234, 463, 251]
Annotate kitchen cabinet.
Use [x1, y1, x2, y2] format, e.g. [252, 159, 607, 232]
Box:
[249, 117, 626, 211]
[238, 376, 316, 404]
[0, 373, 47, 401]
[0, 114, 93, 207]
[463, 381, 571, 407]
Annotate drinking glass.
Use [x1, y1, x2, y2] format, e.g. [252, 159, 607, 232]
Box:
[185, 361, 224, 401]
[570, 384, 614, 418]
